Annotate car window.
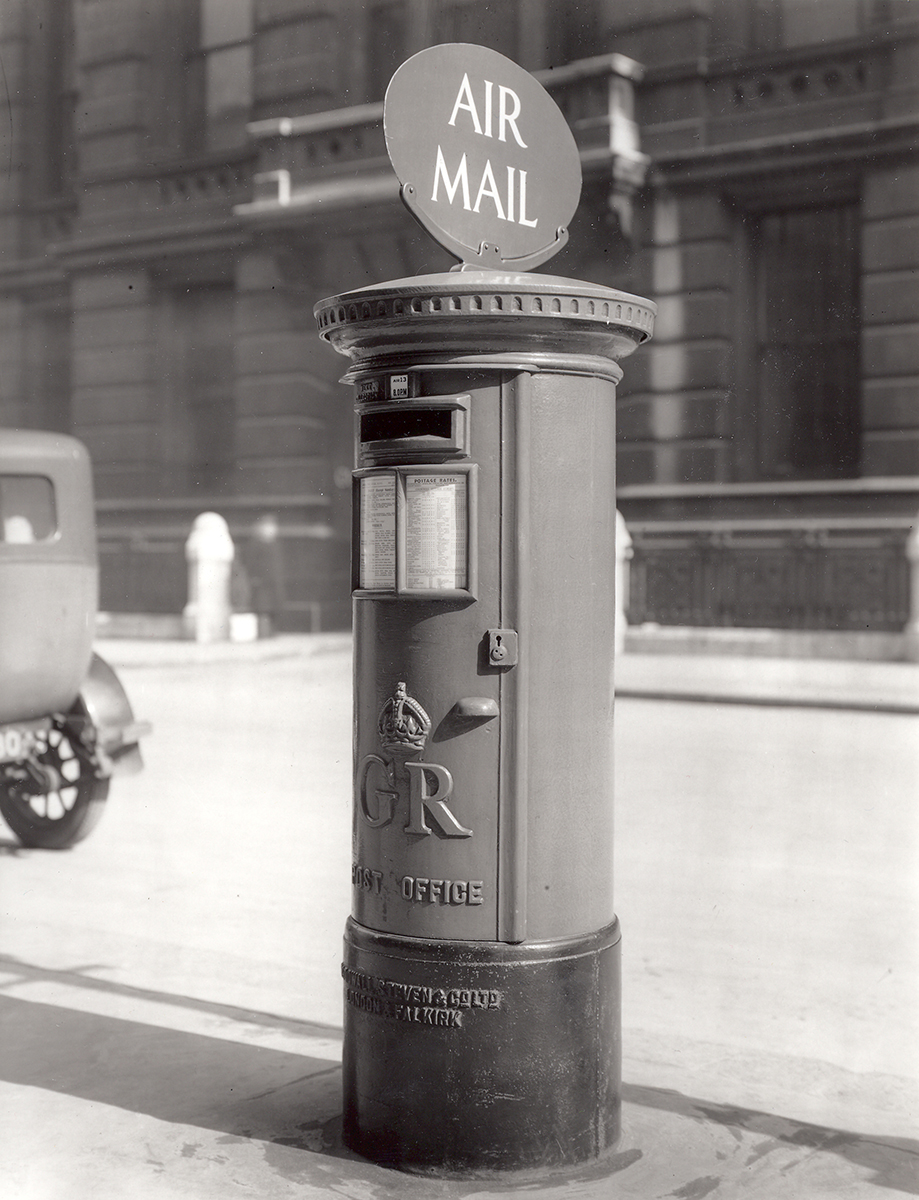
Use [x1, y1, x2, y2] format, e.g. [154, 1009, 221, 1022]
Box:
[0, 475, 57, 542]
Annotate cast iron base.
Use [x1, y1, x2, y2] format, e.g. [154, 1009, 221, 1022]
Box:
[341, 917, 622, 1177]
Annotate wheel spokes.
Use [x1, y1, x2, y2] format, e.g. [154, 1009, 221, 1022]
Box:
[19, 727, 87, 821]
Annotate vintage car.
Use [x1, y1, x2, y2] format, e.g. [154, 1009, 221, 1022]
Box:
[0, 429, 148, 848]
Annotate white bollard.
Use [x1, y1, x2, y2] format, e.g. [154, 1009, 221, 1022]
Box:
[905, 518, 919, 662]
[183, 512, 234, 643]
[615, 509, 632, 657]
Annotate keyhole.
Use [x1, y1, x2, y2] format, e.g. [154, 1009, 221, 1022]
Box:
[490, 634, 507, 662]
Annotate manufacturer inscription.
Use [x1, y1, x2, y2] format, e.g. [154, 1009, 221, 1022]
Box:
[357, 378, 381, 401]
[343, 964, 502, 1028]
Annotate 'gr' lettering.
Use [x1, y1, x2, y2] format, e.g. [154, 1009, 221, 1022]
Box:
[405, 762, 472, 838]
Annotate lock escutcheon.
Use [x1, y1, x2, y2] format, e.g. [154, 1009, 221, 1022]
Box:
[487, 628, 518, 667]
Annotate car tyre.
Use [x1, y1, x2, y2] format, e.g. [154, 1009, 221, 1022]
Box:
[0, 716, 109, 849]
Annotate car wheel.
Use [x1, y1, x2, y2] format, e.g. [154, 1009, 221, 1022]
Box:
[0, 718, 109, 849]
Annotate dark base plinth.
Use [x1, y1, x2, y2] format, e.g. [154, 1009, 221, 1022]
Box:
[341, 916, 622, 1178]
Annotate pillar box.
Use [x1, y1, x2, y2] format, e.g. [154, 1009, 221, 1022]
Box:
[315, 44, 654, 1178]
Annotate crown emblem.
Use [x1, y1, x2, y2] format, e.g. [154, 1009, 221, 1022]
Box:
[379, 682, 431, 758]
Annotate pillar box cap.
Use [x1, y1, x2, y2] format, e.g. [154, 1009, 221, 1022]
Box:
[314, 270, 655, 372]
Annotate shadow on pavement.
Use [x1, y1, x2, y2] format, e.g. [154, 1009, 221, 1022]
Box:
[1, 960, 916, 1195]
[622, 1083, 919, 1195]
[0, 952, 343, 1040]
[0, 994, 343, 1149]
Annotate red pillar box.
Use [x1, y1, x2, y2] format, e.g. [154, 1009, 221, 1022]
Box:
[315, 44, 654, 1179]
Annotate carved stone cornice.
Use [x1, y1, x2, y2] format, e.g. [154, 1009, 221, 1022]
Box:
[649, 115, 919, 186]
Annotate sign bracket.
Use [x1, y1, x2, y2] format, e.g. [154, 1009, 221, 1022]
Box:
[401, 183, 569, 272]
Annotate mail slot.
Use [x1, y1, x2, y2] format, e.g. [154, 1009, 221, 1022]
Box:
[358, 397, 469, 464]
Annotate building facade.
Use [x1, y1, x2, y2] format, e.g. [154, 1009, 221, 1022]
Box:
[0, 0, 917, 638]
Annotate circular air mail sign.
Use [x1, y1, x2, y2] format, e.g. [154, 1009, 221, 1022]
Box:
[384, 43, 582, 270]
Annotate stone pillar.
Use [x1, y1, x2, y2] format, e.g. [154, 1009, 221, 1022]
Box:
[905, 517, 919, 662]
[183, 513, 234, 643]
[616, 509, 633, 656]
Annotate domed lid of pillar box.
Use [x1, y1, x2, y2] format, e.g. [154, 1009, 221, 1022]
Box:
[314, 270, 656, 367]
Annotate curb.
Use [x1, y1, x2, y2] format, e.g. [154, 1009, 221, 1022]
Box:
[616, 686, 919, 715]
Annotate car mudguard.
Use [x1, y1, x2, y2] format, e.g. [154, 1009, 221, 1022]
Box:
[75, 652, 149, 776]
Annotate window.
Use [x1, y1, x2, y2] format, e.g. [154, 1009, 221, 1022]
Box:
[34, 0, 76, 196]
[751, 203, 860, 479]
[369, 2, 411, 100]
[777, 0, 862, 47]
[0, 476, 56, 543]
[173, 287, 236, 492]
[186, 0, 253, 154]
[365, 1, 526, 101]
[712, 0, 877, 54]
[26, 308, 72, 434]
[432, 0, 519, 57]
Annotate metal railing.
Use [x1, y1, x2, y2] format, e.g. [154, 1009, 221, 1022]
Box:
[626, 519, 911, 632]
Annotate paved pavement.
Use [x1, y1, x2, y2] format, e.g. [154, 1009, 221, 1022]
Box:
[616, 649, 919, 713]
[96, 632, 919, 712]
[1, 634, 916, 1199]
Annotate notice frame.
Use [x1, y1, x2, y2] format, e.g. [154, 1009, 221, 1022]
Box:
[352, 463, 478, 600]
